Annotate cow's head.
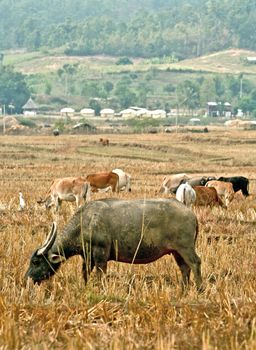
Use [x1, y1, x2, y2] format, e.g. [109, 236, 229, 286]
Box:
[25, 223, 66, 284]
[37, 196, 55, 209]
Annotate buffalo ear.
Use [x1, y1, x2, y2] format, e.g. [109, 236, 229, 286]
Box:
[49, 253, 66, 264]
[37, 222, 57, 256]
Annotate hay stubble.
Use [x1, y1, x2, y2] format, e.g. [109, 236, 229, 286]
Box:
[0, 131, 255, 349]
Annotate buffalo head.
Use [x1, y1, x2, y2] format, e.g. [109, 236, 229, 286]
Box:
[25, 223, 65, 284]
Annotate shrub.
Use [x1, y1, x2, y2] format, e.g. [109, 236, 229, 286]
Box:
[115, 57, 133, 65]
[18, 118, 36, 128]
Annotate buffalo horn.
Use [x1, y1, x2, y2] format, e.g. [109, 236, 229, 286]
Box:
[37, 222, 57, 256]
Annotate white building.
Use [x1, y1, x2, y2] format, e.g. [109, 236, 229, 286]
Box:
[80, 108, 95, 118]
[100, 108, 115, 118]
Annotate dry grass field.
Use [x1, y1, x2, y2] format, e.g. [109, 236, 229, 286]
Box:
[0, 129, 256, 349]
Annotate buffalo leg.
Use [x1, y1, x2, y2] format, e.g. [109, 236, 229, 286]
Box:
[82, 257, 95, 284]
[172, 251, 191, 291]
[178, 248, 203, 292]
[92, 246, 108, 280]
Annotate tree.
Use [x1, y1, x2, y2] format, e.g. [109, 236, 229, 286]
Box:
[103, 81, 114, 94]
[176, 80, 200, 111]
[0, 66, 30, 113]
[89, 99, 101, 116]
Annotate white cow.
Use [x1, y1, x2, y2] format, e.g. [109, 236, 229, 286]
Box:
[112, 168, 131, 192]
[176, 183, 196, 208]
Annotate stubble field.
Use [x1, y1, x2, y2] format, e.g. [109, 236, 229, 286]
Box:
[0, 129, 256, 349]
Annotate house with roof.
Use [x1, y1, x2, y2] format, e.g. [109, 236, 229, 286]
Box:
[207, 102, 232, 117]
[22, 97, 38, 116]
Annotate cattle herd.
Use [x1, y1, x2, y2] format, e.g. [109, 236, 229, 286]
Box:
[25, 169, 250, 293]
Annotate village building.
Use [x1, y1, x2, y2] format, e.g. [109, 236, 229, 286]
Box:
[100, 108, 115, 118]
[22, 97, 38, 116]
[207, 101, 232, 117]
[60, 107, 75, 118]
[80, 108, 95, 118]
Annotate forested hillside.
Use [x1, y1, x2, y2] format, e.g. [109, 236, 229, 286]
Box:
[0, 0, 255, 59]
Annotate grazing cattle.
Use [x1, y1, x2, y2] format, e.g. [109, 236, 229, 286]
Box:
[184, 176, 216, 187]
[206, 180, 235, 206]
[176, 183, 196, 208]
[86, 172, 119, 192]
[37, 177, 91, 212]
[193, 186, 225, 207]
[99, 138, 109, 146]
[218, 176, 249, 197]
[112, 168, 131, 192]
[93, 169, 132, 193]
[25, 198, 203, 292]
[159, 173, 189, 194]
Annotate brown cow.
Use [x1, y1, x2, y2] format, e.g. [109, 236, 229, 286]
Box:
[193, 186, 225, 207]
[86, 172, 119, 192]
[99, 138, 109, 146]
[206, 180, 235, 206]
[37, 177, 91, 212]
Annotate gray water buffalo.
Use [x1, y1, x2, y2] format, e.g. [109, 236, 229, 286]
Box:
[184, 176, 216, 187]
[25, 198, 203, 292]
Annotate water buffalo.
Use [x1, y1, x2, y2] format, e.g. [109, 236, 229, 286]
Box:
[181, 176, 216, 187]
[25, 198, 203, 292]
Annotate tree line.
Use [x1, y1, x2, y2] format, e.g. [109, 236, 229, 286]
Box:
[0, 0, 255, 59]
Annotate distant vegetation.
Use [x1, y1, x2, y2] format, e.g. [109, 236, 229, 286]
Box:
[0, 0, 255, 59]
[0, 0, 256, 116]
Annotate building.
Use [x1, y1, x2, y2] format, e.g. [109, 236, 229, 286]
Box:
[206, 102, 218, 117]
[80, 108, 95, 118]
[100, 108, 115, 118]
[22, 97, 38, 116]
[245, 57, 256, 64]
[149, 109, 167, 118]
[207, 102, 232, 117]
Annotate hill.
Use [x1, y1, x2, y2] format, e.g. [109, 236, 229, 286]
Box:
[4, 49, 256, 75]
[2, 48, 256, 115]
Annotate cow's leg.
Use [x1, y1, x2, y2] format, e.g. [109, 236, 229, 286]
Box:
[53, 195, 61, 212]
[76, 195, 83, 208]
[172, 251, 191, 291]
[177, 248, 203, 293]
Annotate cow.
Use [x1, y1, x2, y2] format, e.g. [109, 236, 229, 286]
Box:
[206, 180, 235, 207]
[112, 168, 131, 192]
[37, 177, 91, 212]
[94, 169, 132, 193]
[218, 176, 249, 197]
[99, 138, 109, 146]
[86, 172, 119, 192]
[25, 198, 203, 292]
[159, 173, 190, 194]
[176, 183, 196, 208]
[193, 186, 225, 207]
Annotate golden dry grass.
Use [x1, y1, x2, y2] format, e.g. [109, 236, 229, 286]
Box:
[0, 129, 256, 349]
